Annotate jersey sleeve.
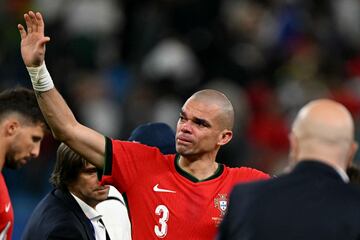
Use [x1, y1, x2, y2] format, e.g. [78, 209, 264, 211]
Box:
[244, 167, 270, 181]
[228, 166, 270, 183]
[101, 137, 166, 193]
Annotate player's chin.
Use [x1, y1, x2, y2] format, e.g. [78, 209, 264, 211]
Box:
[175, 147, 186, 155]
[176, 147, 193, 156]
[176, 143, 190, 152]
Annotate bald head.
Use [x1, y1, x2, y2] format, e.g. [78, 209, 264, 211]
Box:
[291, 99, 357, 169]
[293, 99, 354, 143]
[189, 89, 234, 130]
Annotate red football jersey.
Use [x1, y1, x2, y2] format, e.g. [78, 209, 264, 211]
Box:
[101, 140, 269, 240]
[0, 173, 13, 240]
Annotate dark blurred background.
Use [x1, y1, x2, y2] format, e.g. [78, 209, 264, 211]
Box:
[2, 0, 360, 238]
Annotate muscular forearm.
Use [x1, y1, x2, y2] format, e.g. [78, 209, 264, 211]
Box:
[35, 87, 105, 169]
[35, 88, 77, 141]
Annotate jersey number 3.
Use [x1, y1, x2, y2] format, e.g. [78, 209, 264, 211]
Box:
[154, 204, 169, 238]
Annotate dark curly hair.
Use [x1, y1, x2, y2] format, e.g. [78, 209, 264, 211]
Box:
[0, 86, 46, 127]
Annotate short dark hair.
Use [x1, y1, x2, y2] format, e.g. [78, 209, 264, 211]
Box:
[50, 143, 87, 190]
[0, 86, 46, 126]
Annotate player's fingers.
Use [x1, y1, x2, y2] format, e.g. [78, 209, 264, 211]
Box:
[24, 13, 32, 33]
[35, 12, 45, 33]
[17, 24, 27, 39]
[38, 37, 51, 47]
[29, 11, 38, 32]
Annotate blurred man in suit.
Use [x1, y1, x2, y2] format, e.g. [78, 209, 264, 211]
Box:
[218, 99, 360, 240]
[22, 143, 110, 240]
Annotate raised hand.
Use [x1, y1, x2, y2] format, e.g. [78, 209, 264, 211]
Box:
[18, 11, 50, 67]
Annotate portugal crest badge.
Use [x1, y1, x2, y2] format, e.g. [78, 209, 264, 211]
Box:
[214, 193, 228, 216]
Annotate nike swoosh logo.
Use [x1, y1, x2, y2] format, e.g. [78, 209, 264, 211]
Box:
[5, 203, 11, 213]
[153, 184, 176, 193]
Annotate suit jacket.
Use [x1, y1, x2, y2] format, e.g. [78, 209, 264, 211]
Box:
[218, 160, 360, 240]
[22, 188, 95, 240]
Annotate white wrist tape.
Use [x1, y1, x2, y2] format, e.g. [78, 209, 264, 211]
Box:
[26, 62, 54, 92]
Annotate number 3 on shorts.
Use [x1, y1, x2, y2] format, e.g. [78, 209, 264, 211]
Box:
[154, 204, 169, 238]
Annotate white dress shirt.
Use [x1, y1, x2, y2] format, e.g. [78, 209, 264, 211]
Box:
[71, 193, 108, 240]
[333, 165, 350, 183]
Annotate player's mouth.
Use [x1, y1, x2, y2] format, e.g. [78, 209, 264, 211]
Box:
[176, 135, 193, 145]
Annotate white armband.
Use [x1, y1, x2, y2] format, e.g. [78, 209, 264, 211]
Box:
[26, 62, 54, 92]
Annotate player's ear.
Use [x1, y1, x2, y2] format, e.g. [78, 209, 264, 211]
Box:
[288, 132, 299, 163]
[4, 119, 20, 137]
[218, 130, 232, 146]
[346, 142, 358, 168]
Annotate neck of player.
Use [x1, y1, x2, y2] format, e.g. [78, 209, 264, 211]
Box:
[179, 155, 219, 181]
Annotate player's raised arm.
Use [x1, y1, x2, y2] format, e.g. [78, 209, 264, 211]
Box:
[18, 11, 105, 169]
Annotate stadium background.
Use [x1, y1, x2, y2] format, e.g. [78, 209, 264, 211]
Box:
[1, 0, 360, 238]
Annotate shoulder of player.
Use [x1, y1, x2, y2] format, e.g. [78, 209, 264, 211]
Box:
[112, 139, 164, 154]
[225, 165, 270, 180]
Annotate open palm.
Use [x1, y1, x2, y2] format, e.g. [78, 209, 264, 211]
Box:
[18, 11, 50, 67]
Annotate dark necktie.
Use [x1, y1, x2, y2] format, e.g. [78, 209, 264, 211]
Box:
[99, 218, 111, 240]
